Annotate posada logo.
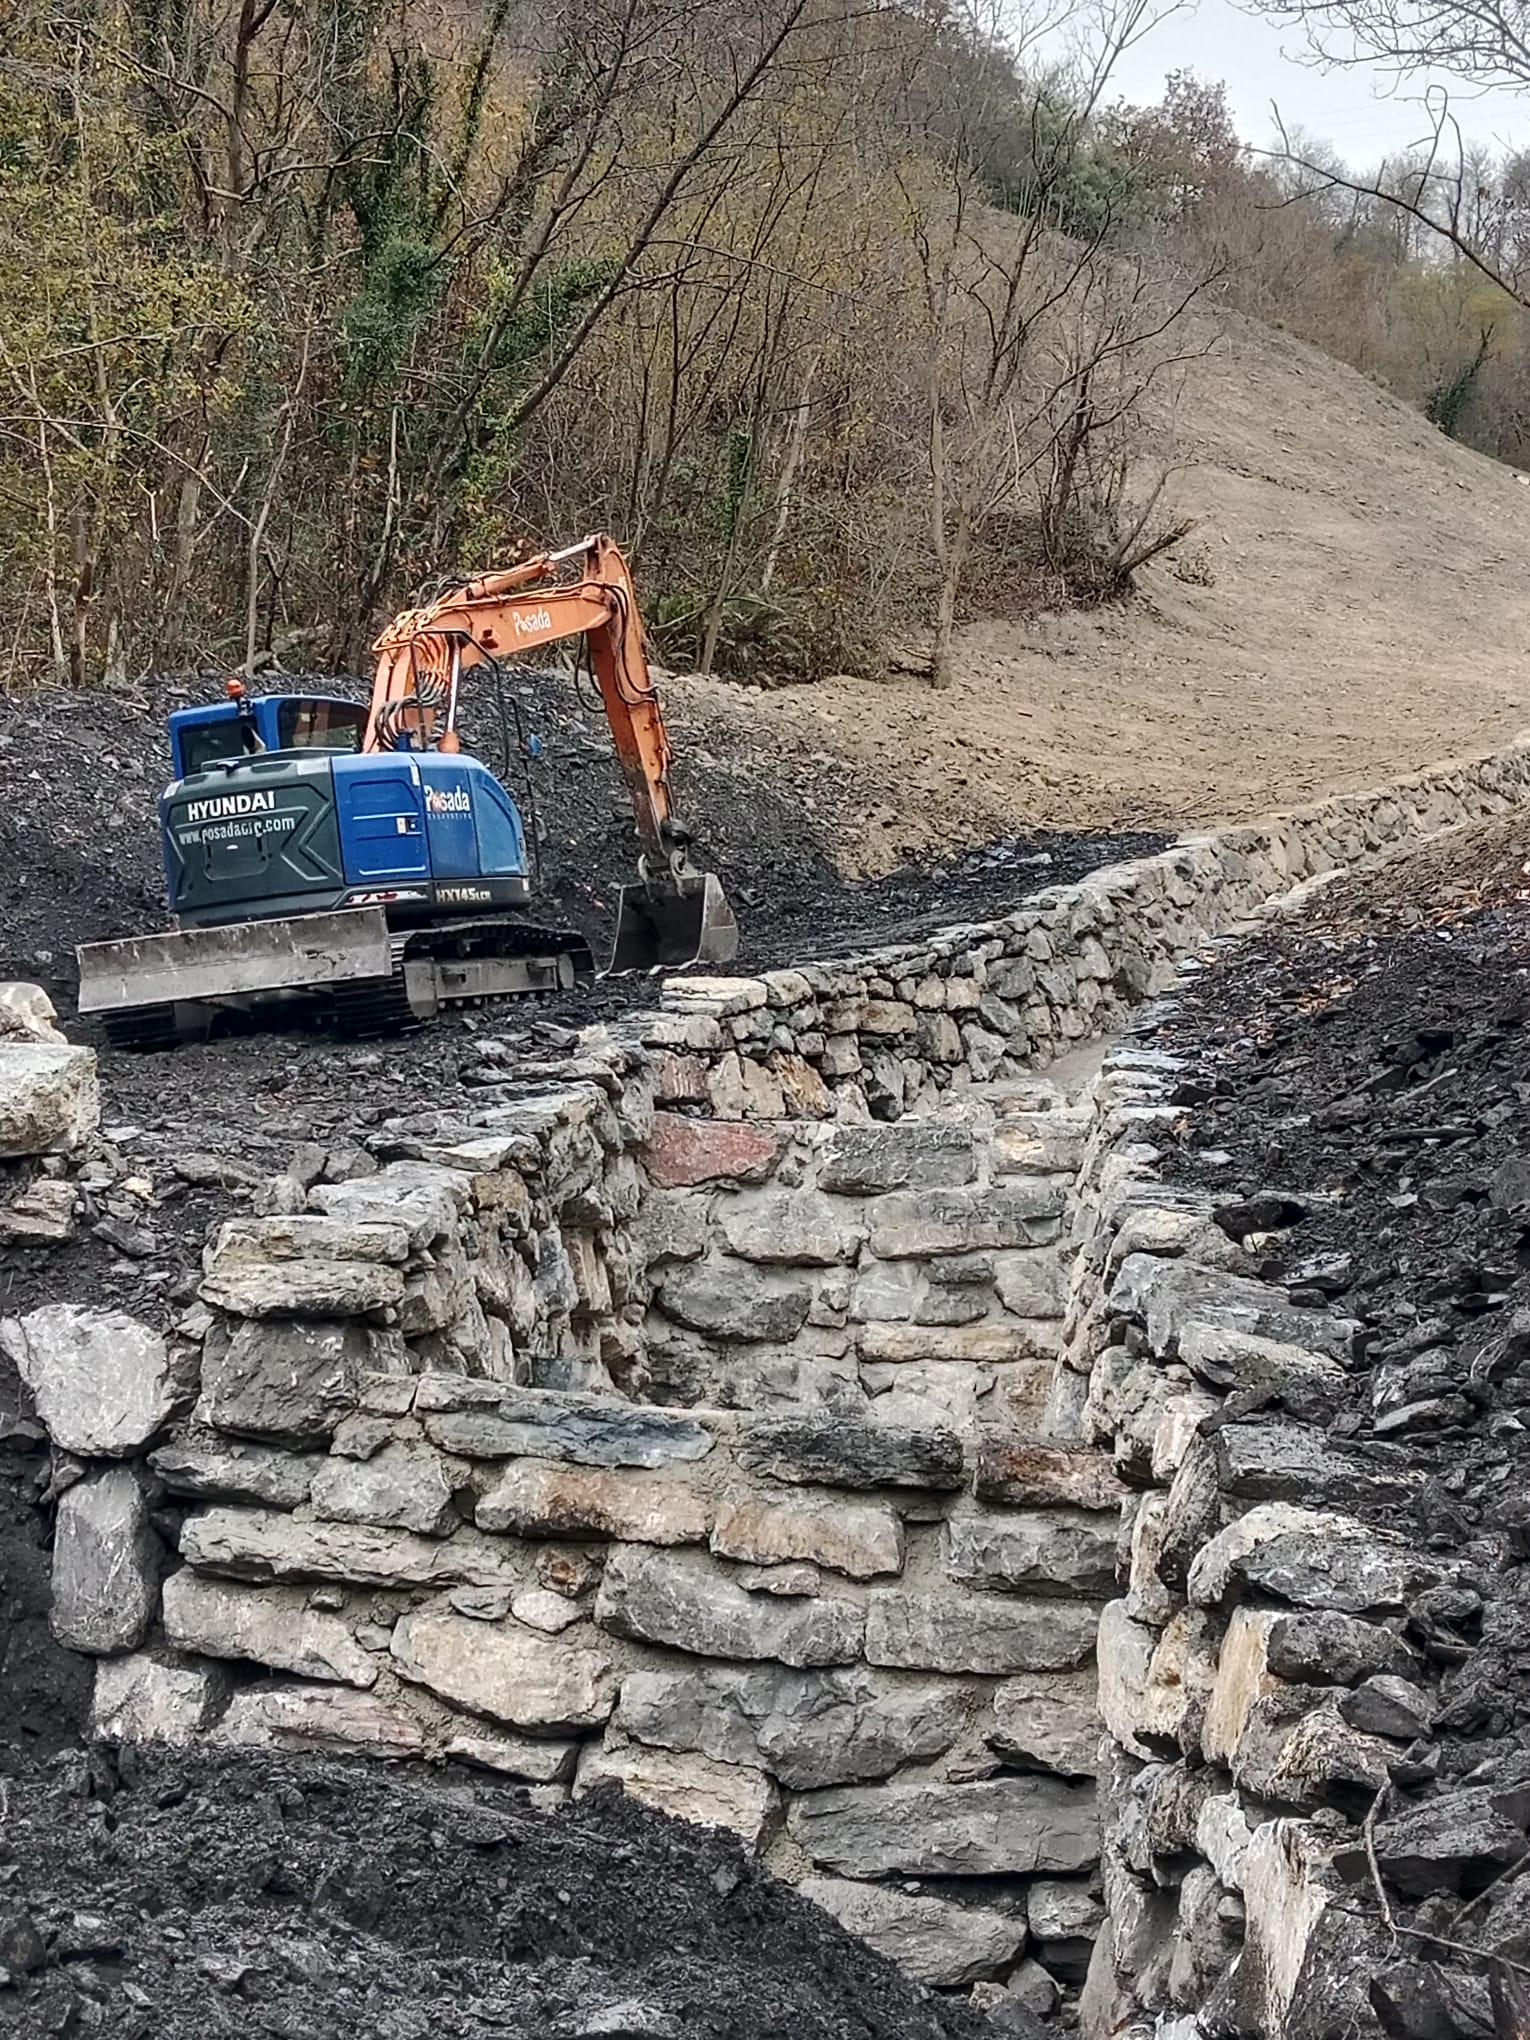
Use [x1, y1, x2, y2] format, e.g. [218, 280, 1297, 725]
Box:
[425, 786, 472, 815]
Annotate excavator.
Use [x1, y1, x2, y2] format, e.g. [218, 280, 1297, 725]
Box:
[75, 533, 738, 1048]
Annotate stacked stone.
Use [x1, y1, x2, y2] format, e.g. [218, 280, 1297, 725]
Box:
[610, 736, 1530, 1124]
[78, 1357, 1124, 2003]
[1059, 1043, 1464, 2038]
[640, 1100, 1080, 1430]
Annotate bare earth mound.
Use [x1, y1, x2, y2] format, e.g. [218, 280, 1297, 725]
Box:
[669, 312, 1530, 865]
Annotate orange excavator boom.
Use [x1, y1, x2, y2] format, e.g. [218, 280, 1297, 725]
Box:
[368, 533, 736, 972]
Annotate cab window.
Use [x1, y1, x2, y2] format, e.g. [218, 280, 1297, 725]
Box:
[278, 699, 367, 752]
[177, 722, 241, 775]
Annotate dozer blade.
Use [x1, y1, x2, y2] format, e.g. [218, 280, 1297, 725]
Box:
[609, 871, 739, 975]
[77, 908, 394, 1018]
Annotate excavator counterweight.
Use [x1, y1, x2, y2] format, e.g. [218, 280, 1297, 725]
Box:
[76, 536, 737, 1046]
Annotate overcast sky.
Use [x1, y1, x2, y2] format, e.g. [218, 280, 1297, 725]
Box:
[1092, 0, 1530, 162]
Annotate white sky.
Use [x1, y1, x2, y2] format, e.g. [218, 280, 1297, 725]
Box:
[1097, 0, 1530, 162]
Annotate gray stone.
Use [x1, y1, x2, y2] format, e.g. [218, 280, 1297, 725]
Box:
[1027, 1876, 1106, 1943]
[987, 1672, 1102, 1776]
[632, 1190, 710, 1268]
[441, 1729, 578, 1782]
[575, 1743, 778, 1852]
[92, 1652, 231, 1746]
[1, 1306, 182, 1456]
[945, 1510, 1117, 1599]
[200, 1215, 409, 1318]
[509, 1586, 586, 1634]
[858, 1321, 1058, 1365]
[866, 1589, 1097, 1674]
[476, 1462, 710, 1545]
[1124, 1258, 1355, 1364]
[213, 1684, 427, 1759]
[1373, 1790, 1530, 1895]
[419, 1384, 715, 1469]
[149, 1431, 323, 1510]
[993, 1249, 1066, 1318]
[1233, 1694, 1393, 1808]
[801, 1879, 1025, 1987]
[310, 1443, 459, 1537]
[614, 1662, 959, 1789]
[1001, 1960, 1061, 2020]
[594, 1546, 861, 1667]
[719, 1193, 864, 1266]
[161, 1569, 376, 1687]
[737, 1562, 822, 1596]
[0, 1040, 98, 1156]
[657, 1259, 814, 1342]
[1188, 1504, 1426, 1613]
[1169, 1863, 1240, 2010]
[974, 1439, 1127, 1511]
[200, 1317, 374, 1443]
[51, 1466, 157, 1654]
[819, 1124, 977, 1195]
[710, 1493, 902, 1580]
[1340, 1674, 1433, 1740]
[737, 1413, 963, 1491]
[1212, 1421, 1422, 1511]
[868, 1184, 1066, 1257]
[1267, 1611, 1400, 1684]
[790, 1775, 1097, 1877]
[848, 1260, 921, 1323]
[307, 1162, 465, 1249]
[180, 1504, 520, 1590]
[392, 1599, 616, 1730]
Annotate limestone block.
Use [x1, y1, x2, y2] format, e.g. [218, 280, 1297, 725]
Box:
[0, 1041, 98, 1156]
[161, 1569, 377, 1688]
[865, 1588, 1097, 1675]
[307, 1162, 466, 1249]
[614, 1661, 958, 1789]
[945, 1509, 1117, 1599]
[719, 1192, 865, 1266]
[180, 1504, 520, 1591]
[441, 1729, 578, 1781]
[309, 1442, 458, 1537]
[575, 1742, 778, 1852]
[868, 1184, 1066, 1257]
[1187, 1503, 1422, 1613]
[987, 1670, 1102, 1776]
[200, 1215, 409, 1318]
[595, 1546, 861, 1667]
[418, 1384, 715, 1469]
[737, 1412, 963, 1490]
[0, 981, 64, 1044]
[789, 1774, 1097, 1877]
[1096, 1599, 1205, 1758]
[849, 1260, 921, 1323]
[1, 1305, 183, 1456]
[993, 1248, 1067, 1318]
[477, 1461, 710, 1546]
[801, 1879, 1025, 1988]
[710, 1493, 902, 1580]
[150, 1431, 324, 1510]
[92, 1652, 230, 1746]
[631, 1190, 710, 1267]
[213, 1683, 427, 1759]
[993, 1111, 1090, 1176]
[818, 1124, 977, 1195]
[199, 1317, 375, 1444]
[858, 1321, 1059, 1365]
[1203, 1608, 1282, 1765]
[391, 1599, 616, 1730]
[657, 1258, 814, 1342]
[51, 1466, 157, 1655]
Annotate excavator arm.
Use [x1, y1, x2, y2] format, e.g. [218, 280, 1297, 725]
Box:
[368, 533, 736, 972]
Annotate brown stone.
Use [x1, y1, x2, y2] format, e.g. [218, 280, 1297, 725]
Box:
[975, 1439, 1128, 1511]
[475, 1461, 711, 1546]
[642, 1114, 781, 1189]
[710, 1493, 903, 1580]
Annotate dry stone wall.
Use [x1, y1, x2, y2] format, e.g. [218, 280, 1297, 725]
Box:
[1056, 1020, 1458, 2038]
[9, 732, 1530, 2019]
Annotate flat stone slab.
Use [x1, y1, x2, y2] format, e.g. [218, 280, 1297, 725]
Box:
[790, 1775, 1098, 1877]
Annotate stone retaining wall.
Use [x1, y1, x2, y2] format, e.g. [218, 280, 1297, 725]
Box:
[1058, 1024, 1451, 2037]
[612, 733, 1530, 1121]
[8, 733, 1530, 2020]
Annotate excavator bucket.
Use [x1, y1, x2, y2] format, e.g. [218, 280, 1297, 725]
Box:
[609, 870, 739, 975]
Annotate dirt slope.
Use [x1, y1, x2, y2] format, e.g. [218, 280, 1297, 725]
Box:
[667, 311, 1530, 862]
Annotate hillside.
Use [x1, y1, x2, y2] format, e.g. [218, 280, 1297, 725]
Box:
[666, 309, 1530, 870]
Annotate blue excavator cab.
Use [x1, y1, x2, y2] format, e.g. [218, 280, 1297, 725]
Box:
[160, 693, 534, 929]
